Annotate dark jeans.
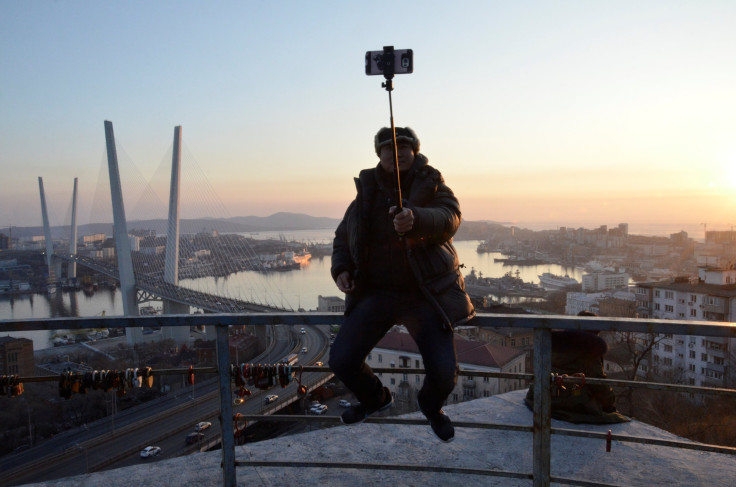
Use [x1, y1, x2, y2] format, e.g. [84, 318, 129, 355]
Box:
[328, 289, 458, 414]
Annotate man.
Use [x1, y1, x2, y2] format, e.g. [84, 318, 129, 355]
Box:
[328, 126, 475, 442]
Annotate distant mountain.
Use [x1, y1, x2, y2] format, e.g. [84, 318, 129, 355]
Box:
[6, 213, 510, 241]
[224, 213, 341, 231]
[6, 213, 342, 239]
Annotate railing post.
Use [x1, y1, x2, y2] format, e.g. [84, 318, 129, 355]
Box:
[532, 326, 552, 487]
[215, 323, 236, 487]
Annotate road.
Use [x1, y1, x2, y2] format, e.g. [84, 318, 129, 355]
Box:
[0, 323, 333, 486]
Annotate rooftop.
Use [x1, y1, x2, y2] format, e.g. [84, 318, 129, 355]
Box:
[376, 328, 526, 368]
[22, 390, 736, 487]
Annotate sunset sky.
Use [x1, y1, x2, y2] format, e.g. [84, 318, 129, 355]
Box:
[2, 1, 735, 235]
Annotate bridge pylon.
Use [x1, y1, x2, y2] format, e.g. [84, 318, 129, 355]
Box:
[161, 125, 190, 344]
[104, 121, 141, 345]
[68, 177, 78, 281]
[37, 177, 62, 289]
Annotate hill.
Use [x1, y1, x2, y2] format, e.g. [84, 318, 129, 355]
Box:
[6, 213, 508, 241]
[5, 212, 342, 239]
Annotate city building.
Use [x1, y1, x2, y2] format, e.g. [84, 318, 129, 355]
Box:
[634, 266, 736, 388]
[365, 327, 526, 411]
[317, 295, 345, 313]
[0, 336, 35, 376]
[82, 233, 107, 244]
[581, 271, 629, 292]
[566, 290, 637, 317]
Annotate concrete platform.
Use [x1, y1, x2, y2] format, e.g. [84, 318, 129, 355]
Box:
[23, 390, 736, 487]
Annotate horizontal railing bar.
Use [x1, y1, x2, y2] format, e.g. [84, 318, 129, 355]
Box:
[552, 427, 736, 455]
[12, 367, 219, 382]
[231, 460, 622, 487]
[232, 459, 534, 482]
[237, 414, 535, 432]
[541, 375, 736, 398]
[548, 476, 624, 487]
[238, 415, 736, 455]
[2, 312, 735, 338]
[8, 367, 735, 398]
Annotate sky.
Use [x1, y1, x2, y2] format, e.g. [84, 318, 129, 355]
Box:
[2, 1, 736, 235]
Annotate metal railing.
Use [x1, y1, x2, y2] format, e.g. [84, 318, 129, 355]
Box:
[2, 312, 735, 487]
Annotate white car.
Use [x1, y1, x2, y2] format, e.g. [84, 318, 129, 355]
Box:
[300, 327, 306, 334]
[310, 404, 328, 414]
[301, 347, 308, 354]
[195, 421, 212, 432]
[140, 446, 162, 458]
[338, 399, 351, 408]
[265, 394, 279, 404]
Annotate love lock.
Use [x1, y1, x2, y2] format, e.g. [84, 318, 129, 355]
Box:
[296, 365, 307, 397]
[143, 367, 154, 388]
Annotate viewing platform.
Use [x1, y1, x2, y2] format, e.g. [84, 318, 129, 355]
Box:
[21, 390, 735, 486]
[3, 312, 735, 487]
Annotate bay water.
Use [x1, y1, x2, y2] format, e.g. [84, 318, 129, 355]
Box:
[1, 229, 583, 349]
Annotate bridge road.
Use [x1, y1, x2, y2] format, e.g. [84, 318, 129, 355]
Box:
[56, 253, 284, 314]
[1, 324, 332, 486]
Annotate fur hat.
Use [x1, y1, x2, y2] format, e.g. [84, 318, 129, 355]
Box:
[374, 126, 420, 155]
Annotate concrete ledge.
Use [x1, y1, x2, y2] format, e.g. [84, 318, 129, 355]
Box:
[23, 390, 736, 487]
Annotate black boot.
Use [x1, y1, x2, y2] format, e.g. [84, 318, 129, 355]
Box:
[417, 393, 454, 442]
[341, 387, 393, 425]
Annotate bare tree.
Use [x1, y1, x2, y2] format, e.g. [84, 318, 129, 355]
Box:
[606, 331, 664, 417]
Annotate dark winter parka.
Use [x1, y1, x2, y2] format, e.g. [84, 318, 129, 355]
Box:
[331, 154, 475, 330]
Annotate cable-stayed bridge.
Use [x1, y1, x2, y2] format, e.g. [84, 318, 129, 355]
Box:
[38, 121, 293, 345]
[54, 253, 282, 314]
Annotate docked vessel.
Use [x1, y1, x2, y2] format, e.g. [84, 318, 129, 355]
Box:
[464, 268, 546, 298]
[538, 272, 579, 291]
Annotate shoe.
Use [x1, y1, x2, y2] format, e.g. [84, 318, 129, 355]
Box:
[341, 387, 393, 425]
[417, 397, 455, 442]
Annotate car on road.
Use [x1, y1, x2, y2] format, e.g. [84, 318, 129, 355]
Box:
[301, 347, 308, 354]
[265, 394, 279, 404]
[233, 397, 245, 406]
[300, 327, 306, 334]
[195, 421, 212, 432]
[338, 399, 351, 408]
[140, 446, 162, 458]
[310, 404, 328, 414]
[185, 432, 204, 445]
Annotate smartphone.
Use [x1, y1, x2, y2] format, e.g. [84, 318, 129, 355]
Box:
[365, 48, 413, 76]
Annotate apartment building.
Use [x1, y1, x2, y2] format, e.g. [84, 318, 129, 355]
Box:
[365, 327, 526, 411]
[581, 271, 630, 292]
[0, 336, 34, 376]
[634, 267, 736, 388]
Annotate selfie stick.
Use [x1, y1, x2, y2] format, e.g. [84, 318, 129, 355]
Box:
[380, 46, 403, 211]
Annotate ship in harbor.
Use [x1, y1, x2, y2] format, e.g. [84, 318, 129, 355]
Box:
[493, 256, 545, 266]
[537, 272, 579, 291]
[464, 268, 546, 298]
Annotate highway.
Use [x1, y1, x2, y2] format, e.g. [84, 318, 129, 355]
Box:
[1, 323, 334, 486]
